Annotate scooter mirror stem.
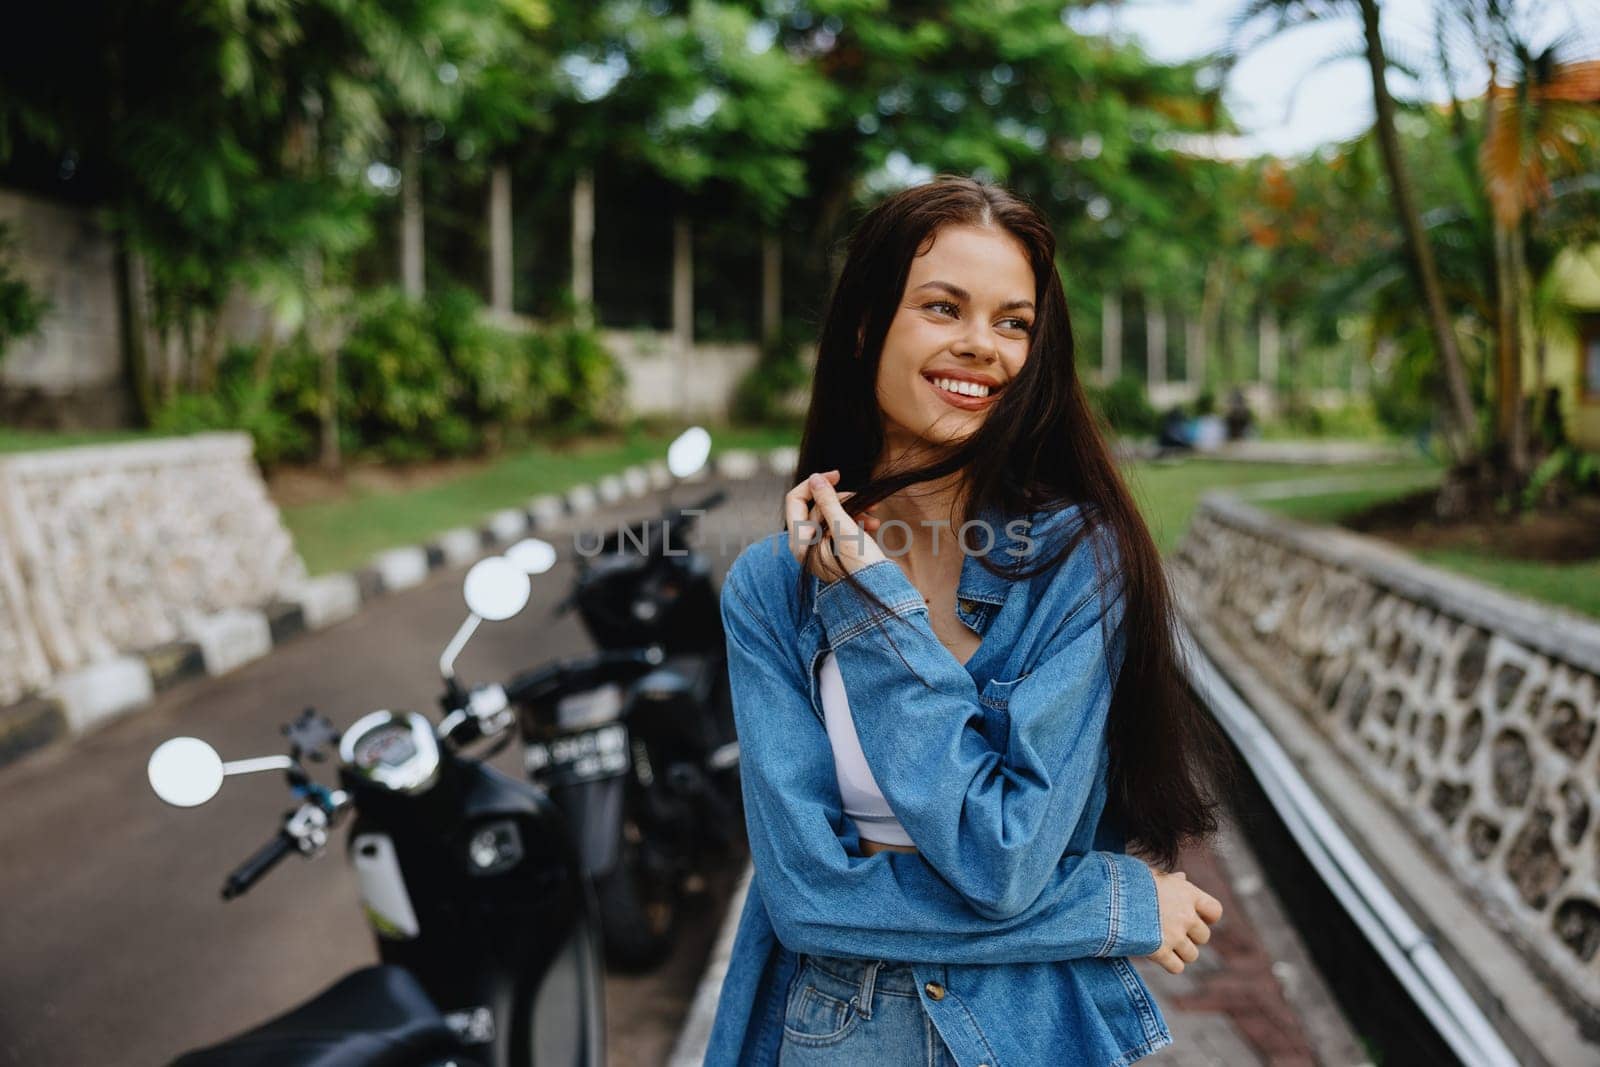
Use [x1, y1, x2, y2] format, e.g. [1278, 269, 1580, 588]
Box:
[222, 755, 296, 777]
[439, 614, 483, 683]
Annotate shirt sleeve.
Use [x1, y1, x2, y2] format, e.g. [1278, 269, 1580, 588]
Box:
[815, 518, 1148, 924]
[722, 552, 1163, 964]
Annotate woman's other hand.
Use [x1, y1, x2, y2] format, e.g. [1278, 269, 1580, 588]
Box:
[785, 470, 887, 582]
[1145, 869, 1223, 975]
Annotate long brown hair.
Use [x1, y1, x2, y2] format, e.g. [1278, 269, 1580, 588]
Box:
[791, 174, 1230, 871]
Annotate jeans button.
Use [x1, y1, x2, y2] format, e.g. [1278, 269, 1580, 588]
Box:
[923, 982, 945, 1001]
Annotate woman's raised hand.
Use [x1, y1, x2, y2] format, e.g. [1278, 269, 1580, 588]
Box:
[785, 470, 886, 583]
[1145, 869, 1223, 975]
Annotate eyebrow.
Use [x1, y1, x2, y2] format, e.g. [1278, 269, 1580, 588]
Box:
[912, 280, 1034, 312]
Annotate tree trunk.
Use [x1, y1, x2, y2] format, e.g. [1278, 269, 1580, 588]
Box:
[114, 240, 154, 425]
[1258, 310, 1279, 389]
[762, 230, 782, 349]
[571, 168, 595, 327]
[1101, 290, 1122, 384]
[1185, 312, 1205, 392]
[400, 124, 425, 299]
[1359, 0, 1477, 461]
[487, 161, 513, 317]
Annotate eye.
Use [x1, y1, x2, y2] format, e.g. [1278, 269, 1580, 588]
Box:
[924, 300, 959, 316]
[1002, 318, 1032, 332]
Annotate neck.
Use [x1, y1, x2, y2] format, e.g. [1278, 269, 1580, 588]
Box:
[869, 438, 973, 575]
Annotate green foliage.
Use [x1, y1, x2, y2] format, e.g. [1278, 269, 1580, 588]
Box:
[1267, 395, 1391, 440]
[152, 343, 318, 468]
[0, 223, 48, 360]
[1087, 375, 1159, 438]
[731, 321, 814, 427]
[1522, 445, 1600, 509]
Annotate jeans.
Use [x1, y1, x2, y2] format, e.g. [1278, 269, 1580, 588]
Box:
[779, 955, 961, 1067]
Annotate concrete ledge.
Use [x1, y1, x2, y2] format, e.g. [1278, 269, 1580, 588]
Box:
[371, 546, 429, 593]
[141, 640, 207, 692]
[566, 484, 599, 515]
[0, 448, 784, 772]
[596, 474, 626, 505]
[0, 695, 67, 769]
[432, 527, 481, 567]
[714, 449, 760, 480]
[1184, 609, 1595, 1066]
[767, 445, 798, 477]
[529, 494, 567, 526]
[291, 573, 361, 630]
[49, 657, 154, 733]
[186, 609, 273, 676]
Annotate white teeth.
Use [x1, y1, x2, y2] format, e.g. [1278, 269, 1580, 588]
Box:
[932, 377, 990, 398]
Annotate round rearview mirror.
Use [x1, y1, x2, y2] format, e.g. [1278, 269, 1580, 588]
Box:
[666, 426, 712, 479]
[506, 537, 558, 576]
[148, 737, 226, 808]
[463, 556, 531, 621]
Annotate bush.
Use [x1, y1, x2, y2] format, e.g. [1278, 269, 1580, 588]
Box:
[731, 321, 813, 427]
[0, 223, 49, 362]
[1087, 375, 1159, 437]
[155, 288, 626, 466]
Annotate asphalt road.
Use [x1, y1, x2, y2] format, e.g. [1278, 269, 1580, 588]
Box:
[0, 472, 789, 1067]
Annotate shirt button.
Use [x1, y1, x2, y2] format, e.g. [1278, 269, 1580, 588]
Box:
[923, 982, 946, 1001]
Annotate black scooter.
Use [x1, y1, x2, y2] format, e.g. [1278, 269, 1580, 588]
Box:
[147, 542, 660, 1067]
[519, 427, 743, 970]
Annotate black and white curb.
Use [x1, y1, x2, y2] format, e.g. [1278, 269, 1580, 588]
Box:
[0, 445, 800, 771]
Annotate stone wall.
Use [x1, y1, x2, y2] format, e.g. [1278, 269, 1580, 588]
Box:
[0, 433, 305, 705]
[1170, 494, 1600, 1008]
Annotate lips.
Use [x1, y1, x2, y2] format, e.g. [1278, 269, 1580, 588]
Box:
[922, 374, 999, 411]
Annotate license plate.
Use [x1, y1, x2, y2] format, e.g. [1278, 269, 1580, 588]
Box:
[524, 722, 630, 786]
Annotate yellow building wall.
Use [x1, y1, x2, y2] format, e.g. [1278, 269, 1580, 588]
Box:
[1542, 244, 1600, 452]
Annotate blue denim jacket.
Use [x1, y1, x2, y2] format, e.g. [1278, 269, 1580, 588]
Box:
[705, 503, 1171, 1067]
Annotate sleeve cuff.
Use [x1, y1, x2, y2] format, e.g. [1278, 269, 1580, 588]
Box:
[1103, 852, 1164, 958]
[812, 559, 928, 648]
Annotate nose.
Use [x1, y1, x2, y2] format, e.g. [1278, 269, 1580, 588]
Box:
[957, 320, 999, 363]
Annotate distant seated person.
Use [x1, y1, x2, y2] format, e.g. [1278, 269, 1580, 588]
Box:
[1156, 406, 1193, 454]
[1224, 388, 1255, 441]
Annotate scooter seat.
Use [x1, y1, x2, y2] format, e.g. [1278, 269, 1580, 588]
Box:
[169, 964, 467, 1067]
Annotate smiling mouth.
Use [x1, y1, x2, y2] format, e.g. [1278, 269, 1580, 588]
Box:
[922, 373, 1003, 404]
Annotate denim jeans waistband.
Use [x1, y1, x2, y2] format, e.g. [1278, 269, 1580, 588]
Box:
[800, 954, 922, 1000]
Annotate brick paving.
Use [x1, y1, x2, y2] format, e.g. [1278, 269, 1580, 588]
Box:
[1134, 819, 1367, 1067]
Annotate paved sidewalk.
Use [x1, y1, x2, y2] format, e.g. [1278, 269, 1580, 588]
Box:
[671, 816, 1370, 1067]
[1134, 820, 1370, 1067]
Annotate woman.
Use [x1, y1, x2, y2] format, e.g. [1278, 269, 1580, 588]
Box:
[707, 176, 1232, 1067]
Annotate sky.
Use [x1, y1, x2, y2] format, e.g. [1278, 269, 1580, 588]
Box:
[1065, 0, 1600, 158]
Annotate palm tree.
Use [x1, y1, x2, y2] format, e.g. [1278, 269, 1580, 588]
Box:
[1228, 0, 1480, 465]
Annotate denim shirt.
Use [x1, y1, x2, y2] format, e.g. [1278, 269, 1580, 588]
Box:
[705, 503, 1171, 1067]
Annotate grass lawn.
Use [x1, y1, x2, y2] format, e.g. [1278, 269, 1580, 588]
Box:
[282, 423, 801, 575]
[0, 427, 152, 453]
[1121, 457, 1440, 556]
[1254, 483, 1600, 621]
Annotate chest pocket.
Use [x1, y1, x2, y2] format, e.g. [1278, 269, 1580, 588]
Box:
[976, 673, 1028, 749]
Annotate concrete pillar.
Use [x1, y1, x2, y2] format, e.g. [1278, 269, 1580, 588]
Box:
[400, 125, 424, 299]
[1101, 290, 1122, 385]
[673, 215, 693, 417]
[571, 168, 595, 327]
[762, 230, 782, 348]
[1145, 296, 1166, 387]
[1258, 310, 1280, 387]
[1186, 313, 1206, 391]
[488, 162, 513, 316]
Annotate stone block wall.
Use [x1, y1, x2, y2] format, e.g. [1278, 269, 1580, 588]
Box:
[1170, 494, 1600, 1008]
[0, 433, 305, 704]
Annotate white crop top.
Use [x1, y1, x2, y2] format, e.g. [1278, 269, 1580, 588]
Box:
[818, 650, 915, 847]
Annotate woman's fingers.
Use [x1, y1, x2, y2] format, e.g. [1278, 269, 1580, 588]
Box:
[785, 471, 839, 559]
[1188, 920, 1212, 946]
[1195, 890, 1224, 925]
[1174, 939, 1199, 964]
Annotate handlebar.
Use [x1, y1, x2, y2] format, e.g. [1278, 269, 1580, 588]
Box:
[221, 831, 296, 900]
